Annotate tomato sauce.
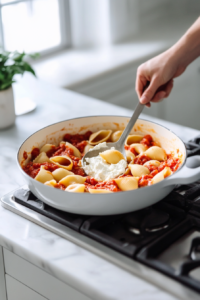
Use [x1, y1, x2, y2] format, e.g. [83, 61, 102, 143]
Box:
[124, 145, 137, 155]
[54, 183, 66, 190]
[63, 131, 92, 149]
[23, 162, 58, 178]
[85, 179, 121, 192]
[23, 132, 181, 191]
[140, 135, 153, 147]
[138, 175, 153, 187]
[31, 148, 40, 160]
[134, 154, 150, 165]
[23, 151, 28, 160]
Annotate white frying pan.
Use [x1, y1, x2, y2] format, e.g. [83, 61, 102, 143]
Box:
[17, 116, 200, 215]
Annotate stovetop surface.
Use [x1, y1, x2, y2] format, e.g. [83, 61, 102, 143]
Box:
[2, 136, 200, 296]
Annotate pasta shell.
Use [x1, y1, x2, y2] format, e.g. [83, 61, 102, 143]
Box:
[125, 150, 135, 163]
[151, 167, 172, 185]
[89, 189, 113, 194]
[65, 184, 85, 193]
[33, 152, 51, 163]
[111, 131, 122, 142]
[65, 142, 81, 158]
[52, 168, 74, 181]
[50, 156, 73, 170]
[100, 149, 125, 164]
[89, 130, 112, 145]
[114, 177, 138, 191]
[144, 160, 161, 168]
[130, 144, 147, 154]
[83, 143, 94, 154]
[125, 135, 143, 146]
[44, 179, 57, 187]
[40, 144, 55, 153]
[35, 166, 54, 183]
[59, 175, 86, 187]
[128, 164, 150, 177]
[145, 146, 167, 161]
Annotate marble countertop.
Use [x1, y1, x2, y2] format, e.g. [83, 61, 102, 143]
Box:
[0, 75, 199, 300]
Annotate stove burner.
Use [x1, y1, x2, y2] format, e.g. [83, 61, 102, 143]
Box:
[81, 203, 185, 257]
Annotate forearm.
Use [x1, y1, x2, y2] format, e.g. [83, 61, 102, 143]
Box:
[169, 17, 200, 69]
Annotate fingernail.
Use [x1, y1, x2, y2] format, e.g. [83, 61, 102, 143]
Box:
[140, 96, 148, 104]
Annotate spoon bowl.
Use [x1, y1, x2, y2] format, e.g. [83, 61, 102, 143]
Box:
[82, 102, 144, 168]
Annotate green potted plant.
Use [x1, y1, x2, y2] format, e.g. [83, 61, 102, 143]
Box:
[0, 50, 37, 129]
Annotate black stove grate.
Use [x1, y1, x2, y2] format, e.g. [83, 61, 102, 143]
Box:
[136, 216, 200, 293]
[14, 188, 88, 231]
[12, 136, 200, 294]
[80, 203, 185, 257]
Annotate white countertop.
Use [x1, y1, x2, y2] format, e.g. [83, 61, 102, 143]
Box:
[0, 75, 199, 300]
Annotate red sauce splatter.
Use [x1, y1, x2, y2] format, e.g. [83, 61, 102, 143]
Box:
[31, 148, 40, 160]
[134, 154, 150, 165]
[23, 151, 28, 160]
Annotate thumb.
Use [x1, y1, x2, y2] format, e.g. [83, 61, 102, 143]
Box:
[140, 78, 160, 104]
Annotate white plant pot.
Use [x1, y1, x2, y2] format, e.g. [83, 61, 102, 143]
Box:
[0, 86, 15, 129]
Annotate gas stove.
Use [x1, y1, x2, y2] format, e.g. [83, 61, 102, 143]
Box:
[1, 136, 200, 300]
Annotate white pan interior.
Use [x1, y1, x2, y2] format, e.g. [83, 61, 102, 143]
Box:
[18, 116, 186, 166]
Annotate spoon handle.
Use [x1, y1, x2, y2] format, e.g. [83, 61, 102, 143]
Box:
[117, 102, 144, 147]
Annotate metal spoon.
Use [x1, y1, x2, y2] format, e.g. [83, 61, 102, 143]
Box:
[82, 102, 144, 167]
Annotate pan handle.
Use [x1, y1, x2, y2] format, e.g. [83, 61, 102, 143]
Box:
[164, 156, 200, 187]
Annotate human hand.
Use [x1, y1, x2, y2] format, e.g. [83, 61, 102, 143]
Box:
[135, 49, 186, 106]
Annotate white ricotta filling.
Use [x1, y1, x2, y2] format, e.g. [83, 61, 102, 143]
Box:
[84, 143, 127, 181]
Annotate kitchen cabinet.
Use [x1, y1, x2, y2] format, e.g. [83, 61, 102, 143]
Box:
[0, 246, 7, 300]
[2, 248, 91, 300]
[6, 275, 46, 300]
[163, 58, 200, 130]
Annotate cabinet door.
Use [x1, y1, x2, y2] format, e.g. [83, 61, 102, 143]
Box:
[163, 58, 200, 130]
[6, 275, 47, 300]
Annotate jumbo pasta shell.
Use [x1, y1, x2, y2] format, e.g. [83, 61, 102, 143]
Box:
[52, 168, 74, 181]
[130, 144, 147, 154]
[65, 184, 85, 193]
[65, 142, 81, 158]
[125, 150, 135, 163]
[33, 152, 51, 163]
[111, 131, 122, 142]
[50, 156, 73, 170]
[100, 149, 125, 164]
[151, 167, 172, 185]
[145, 146, 167, 161]
[83, 143, 94, 154]
[128, 164, 150, 177]
[44, 179, 57, 187]
[114, 177, 138, 191]
[35, 166, 54, 183]
[89, 189, 113, 194]
[144, 160, 161, 168]
[125, 135, 143, 146]
[89, 130, 112, 145]
[59, 175, 86, 187]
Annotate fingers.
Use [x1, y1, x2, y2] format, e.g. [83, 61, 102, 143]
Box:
[135, 73, 147, 99]
[140, 77, 160, 104]
[151, 79, 174, 103]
